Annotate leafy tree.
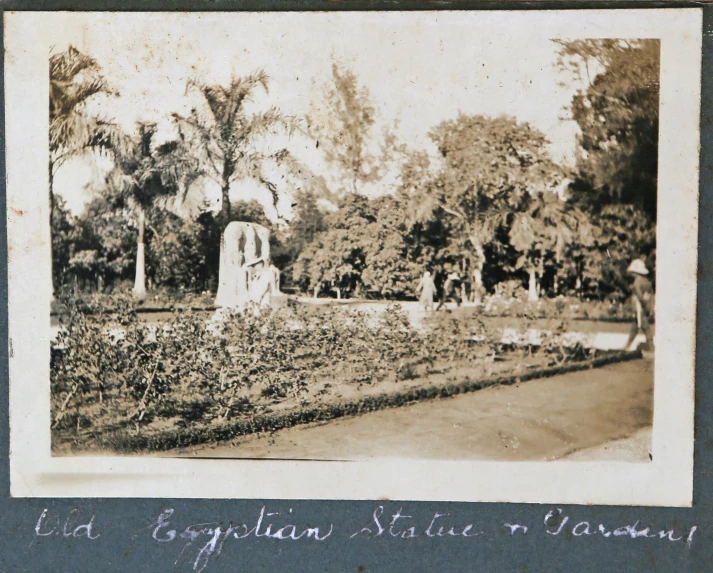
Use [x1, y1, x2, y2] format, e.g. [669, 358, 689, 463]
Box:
[289, 190, 329, 247]
[409, 114, 567, 300]
[578, 204, 655, 300]
[276, 191, 329, 288]
[81, 193, 136, 287]
[554, 39, 659, 219]
[309, 63, 381, 194]
[293, 193, 432, 299]
[508, 190, 594, 301]
[293, 194, 375, 298]
[360, 196, 423, 298]
[49, 46, 129, 292]
[51, 195, 76, 289]
[395, 151, 451, 276]
[555, 39, 659, 297]
[296, 229, 363, 299]
[53, 187, 136, 293]
[146, 211, 209, 291]
[230, 199, 274, 228]
[67, 250, 104, 292]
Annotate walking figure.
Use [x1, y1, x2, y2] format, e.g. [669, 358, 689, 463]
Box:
[416, 271, 436, 311]
[625, 258, 655, 358]
[436, 271, 463, 311]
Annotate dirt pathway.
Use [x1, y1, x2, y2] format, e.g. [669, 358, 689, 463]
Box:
[176, 359, 653, 462]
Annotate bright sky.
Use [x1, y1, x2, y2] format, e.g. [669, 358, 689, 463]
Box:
[49, 12, 586, 220]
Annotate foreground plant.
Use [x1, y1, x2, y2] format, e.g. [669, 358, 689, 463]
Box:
[50, 296, 598, 447]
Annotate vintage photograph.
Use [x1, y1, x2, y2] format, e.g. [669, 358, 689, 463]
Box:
[6, 10, 700, 502]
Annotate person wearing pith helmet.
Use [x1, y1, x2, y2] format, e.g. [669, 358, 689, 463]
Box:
[625, 258, 655, 359]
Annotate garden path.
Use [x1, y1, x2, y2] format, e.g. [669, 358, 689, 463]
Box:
[180, 358, 653, 462]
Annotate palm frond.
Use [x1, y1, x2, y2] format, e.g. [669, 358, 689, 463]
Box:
[49, 46, 99, 84]
[187, 71, 270, 135]
[50, 113, 131, 160]
[49, 46, 126, 174]
[50, 46, 118, 120]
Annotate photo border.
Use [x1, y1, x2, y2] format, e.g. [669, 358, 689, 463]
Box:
[5, 8, 701, 505]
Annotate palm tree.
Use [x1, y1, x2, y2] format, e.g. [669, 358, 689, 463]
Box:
[107, 123, 198, 298]
[172, 72, 296, 303]
[49, 46, 129, 294]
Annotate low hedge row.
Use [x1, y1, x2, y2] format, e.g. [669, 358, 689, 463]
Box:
[69, 349, 641, 454]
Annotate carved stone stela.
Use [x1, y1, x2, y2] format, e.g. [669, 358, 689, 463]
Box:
[214, 221, 280, 309]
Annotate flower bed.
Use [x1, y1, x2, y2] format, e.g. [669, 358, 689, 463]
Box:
[482, 293, 633, 322]
[51, 296, 627, 454]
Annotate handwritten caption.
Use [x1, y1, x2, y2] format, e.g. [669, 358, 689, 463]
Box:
[34, 506, 698, 572]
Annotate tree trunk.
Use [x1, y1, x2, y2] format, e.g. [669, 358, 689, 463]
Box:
[469, 239, 485, 305]
[313, 284, 320, 300]
[220, 178, 231, 230]
[528, 268, 539, 302]
[336, 287, 341, 300]
[215, 176, 232, 305]
[133, 208, 147, 298]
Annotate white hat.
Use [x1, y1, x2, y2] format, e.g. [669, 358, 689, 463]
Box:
[627, 259, 649, 275]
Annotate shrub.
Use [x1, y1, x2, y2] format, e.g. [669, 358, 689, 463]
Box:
[51, 294, 602, 447]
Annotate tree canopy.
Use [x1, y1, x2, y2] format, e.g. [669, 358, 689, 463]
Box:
[556, 39, 659, 220]
[49, 47, 129, 192]
[554, 39, 659, 296]
[50, 47, 658, 303]
[173, 72, 297, 230]
[309, 63, 383, 195]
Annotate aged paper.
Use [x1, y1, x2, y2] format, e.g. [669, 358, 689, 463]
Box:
[5, 9, 701, 504]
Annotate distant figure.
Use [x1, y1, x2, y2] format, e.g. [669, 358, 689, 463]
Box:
[436, 272, 462, 311]
[416, 271, 436, 311]
[625, 258, 655, 356]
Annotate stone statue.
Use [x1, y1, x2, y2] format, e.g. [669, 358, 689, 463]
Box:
[215, 221, 281, 311]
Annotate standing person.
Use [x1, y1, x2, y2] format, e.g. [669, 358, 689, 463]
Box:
[625, 258, 655, 356]
[416, 271, 436, 311]
[436, 271, 463, 311]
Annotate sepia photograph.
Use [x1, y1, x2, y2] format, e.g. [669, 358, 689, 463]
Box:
[5, 10, 700, 503]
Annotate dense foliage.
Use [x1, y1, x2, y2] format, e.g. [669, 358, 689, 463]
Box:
[555, 39, 659, 297]
[51, 296, 596, 448]
[51, 41, 657, 303]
